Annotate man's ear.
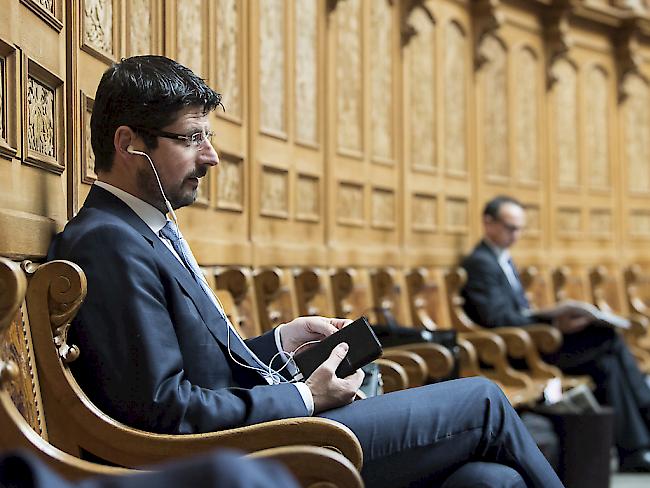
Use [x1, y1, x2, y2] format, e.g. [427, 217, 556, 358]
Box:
[114, 125, 138, 157]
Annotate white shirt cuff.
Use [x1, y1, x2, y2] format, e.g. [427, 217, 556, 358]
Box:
[293, 382, 314, 415]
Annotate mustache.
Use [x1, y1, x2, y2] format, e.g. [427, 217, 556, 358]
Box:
[186, 167, 208, 179]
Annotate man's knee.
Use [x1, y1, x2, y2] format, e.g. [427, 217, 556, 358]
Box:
[462, 377, 509, 404]
[441, 462, 526, 488]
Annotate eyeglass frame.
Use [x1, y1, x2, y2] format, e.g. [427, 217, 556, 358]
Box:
[130, 126, 214, 148]
[492, 216, 525, 234]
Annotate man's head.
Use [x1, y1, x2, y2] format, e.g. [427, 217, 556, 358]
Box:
[91, 55, 222, 211]
[482, 196, 526, 249]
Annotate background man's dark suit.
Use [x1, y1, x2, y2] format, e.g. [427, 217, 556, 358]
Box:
[48, 186, 561, 487]
[462, 240, 650, 456]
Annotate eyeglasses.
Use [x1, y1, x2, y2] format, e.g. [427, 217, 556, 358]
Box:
[495, 217, 524, 233]
[132, 126, 214, 148]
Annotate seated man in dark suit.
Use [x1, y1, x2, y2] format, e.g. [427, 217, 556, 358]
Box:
[48, 56, 561, 488]
[462, 195, 650, 472]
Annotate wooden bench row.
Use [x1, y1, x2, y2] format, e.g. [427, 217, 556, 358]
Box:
[0, 258, 363, 487]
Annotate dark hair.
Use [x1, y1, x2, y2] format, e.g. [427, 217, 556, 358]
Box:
[90, 55, 222, 172]
[483, 195, 523, 219]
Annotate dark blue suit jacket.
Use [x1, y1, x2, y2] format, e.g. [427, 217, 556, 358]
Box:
[460, 241, 537, 328]
[48, 186, 307, 434]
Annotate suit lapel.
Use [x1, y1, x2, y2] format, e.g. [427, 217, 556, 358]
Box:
[84, 186, 261, 368]
[479, 241, 520, 304]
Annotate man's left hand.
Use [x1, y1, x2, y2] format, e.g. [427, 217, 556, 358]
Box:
[278, 316, 352, 353]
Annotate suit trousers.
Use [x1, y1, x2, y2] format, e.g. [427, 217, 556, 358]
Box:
[319, 377, 562, 488]
[544, 326, 650, 453]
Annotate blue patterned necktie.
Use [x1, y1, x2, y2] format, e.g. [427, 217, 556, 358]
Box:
[159, 220, 280, 383]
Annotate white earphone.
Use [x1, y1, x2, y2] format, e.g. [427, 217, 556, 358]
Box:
[127, 145, 178, 224]
[126, 145, 309, 383]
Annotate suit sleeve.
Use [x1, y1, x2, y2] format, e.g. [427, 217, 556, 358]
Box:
[461, 253, 535, 328]
[56, 224, 308, 435]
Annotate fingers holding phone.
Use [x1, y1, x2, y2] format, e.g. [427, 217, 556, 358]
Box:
[305, 343, 365, 413]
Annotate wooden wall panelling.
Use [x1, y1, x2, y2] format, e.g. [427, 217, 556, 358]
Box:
[0, 1, 67, 260]
[248, 0, 326, 267]
[547, 13, 621, 267]
[180, 0, 255, 265]
[326, 0, 402, 267]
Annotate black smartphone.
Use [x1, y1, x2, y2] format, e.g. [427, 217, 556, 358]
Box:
[293, 316, 383, 379]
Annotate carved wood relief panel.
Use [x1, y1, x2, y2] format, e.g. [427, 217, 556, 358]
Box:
[296, 174, 320, 222]
[80, 93, 96, 184]
[515, 47, 539, 184]
[216, 152, 244, 212]
[126, 0, 152, 56]
[553, 59, 579, 189]
[259, 0, 285, 137]
[408, 8, 435, 171]
[295, 0, 317, 145]
[0, 308, 44, 435]
[176, 0, 205, 78]
[336, 0, 362, 155]
[481, 35, 508, 180]
[557, 207, 582, 236]
[445, 197, 468, 233]
[371, 187, 395, 229]
[412, 193, 436, 232]
[260, 165, 288, 218]
[585, 67, 610, 190]
[337, 181, 364, 226]
[370, 0, 393, 162]
[630, 210, 650, 237]
[590, 209, 612, 236]
[21, 0, 63, 31]
[81, 0, 115, 62]
[623, 74, 650, 193]
[216, 0, 241, 122]
[444, 22, 467, 175]
[24, 59, 63, 174]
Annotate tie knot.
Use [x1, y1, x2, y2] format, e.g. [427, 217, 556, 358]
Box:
[160, 220, 180, 242]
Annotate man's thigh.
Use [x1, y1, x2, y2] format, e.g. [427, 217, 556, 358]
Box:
[441, 462, 527, 488]
[318, 377, 506, 486]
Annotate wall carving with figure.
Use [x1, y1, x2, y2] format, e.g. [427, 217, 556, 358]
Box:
[3, 0, 650, 274]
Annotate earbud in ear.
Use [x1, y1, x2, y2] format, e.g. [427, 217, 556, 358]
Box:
[126, 145, 135, 154]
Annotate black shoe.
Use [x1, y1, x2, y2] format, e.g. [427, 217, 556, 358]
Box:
[619, 449, 650, 472]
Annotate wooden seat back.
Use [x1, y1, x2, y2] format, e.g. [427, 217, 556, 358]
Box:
[624, 264, 650, 318]
[329, 268, 372, 320]
[443, 267, 480, 332]
[520, 265, 554, 310]
[253, 268, 297, 332]
[213, 267, 262, 339]
[0, 257, 129, 480]
[293, 268, 334, 317]
[368, 268, 410, 327]
[552, 265, 590, 302]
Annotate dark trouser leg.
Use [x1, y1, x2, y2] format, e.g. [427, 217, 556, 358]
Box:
[318, 377, 562, 488]
[440, 462, 527, 488]
[546, 326, 650, 452]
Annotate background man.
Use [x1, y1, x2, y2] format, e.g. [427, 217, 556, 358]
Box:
[49, 56, 561, 487]
[462, 195, 650, 472]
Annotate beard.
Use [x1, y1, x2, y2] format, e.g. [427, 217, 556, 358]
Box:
[135, 166, 203, 213]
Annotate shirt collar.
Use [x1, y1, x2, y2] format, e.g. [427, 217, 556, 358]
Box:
[483, 238, 510, 264]
[94, 181, 168, 234]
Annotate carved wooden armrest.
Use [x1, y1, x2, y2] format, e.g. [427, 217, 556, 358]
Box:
[490, 327, 561, 380]
[523, 324, 563, 354]
[458, 332, 532, 389]
[387, 343, 453, 381]
[627, 314, 649, 338]
[251, 446, 363, 488]
[375, 359, 408, 393]
[456, 338, 482, 378]
[381, 349, 428, 388]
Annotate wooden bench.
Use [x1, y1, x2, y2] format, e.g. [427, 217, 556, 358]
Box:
[4, 257, 363, 487]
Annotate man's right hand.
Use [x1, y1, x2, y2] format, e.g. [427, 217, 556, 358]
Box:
[305, 342, 365, 413]
[554, 313, 591, 334]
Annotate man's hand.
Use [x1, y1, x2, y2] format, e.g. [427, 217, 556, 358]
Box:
[305, 342, 365, 413]
[554, 313, 591, 334]
[279, 316, 352, 353]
